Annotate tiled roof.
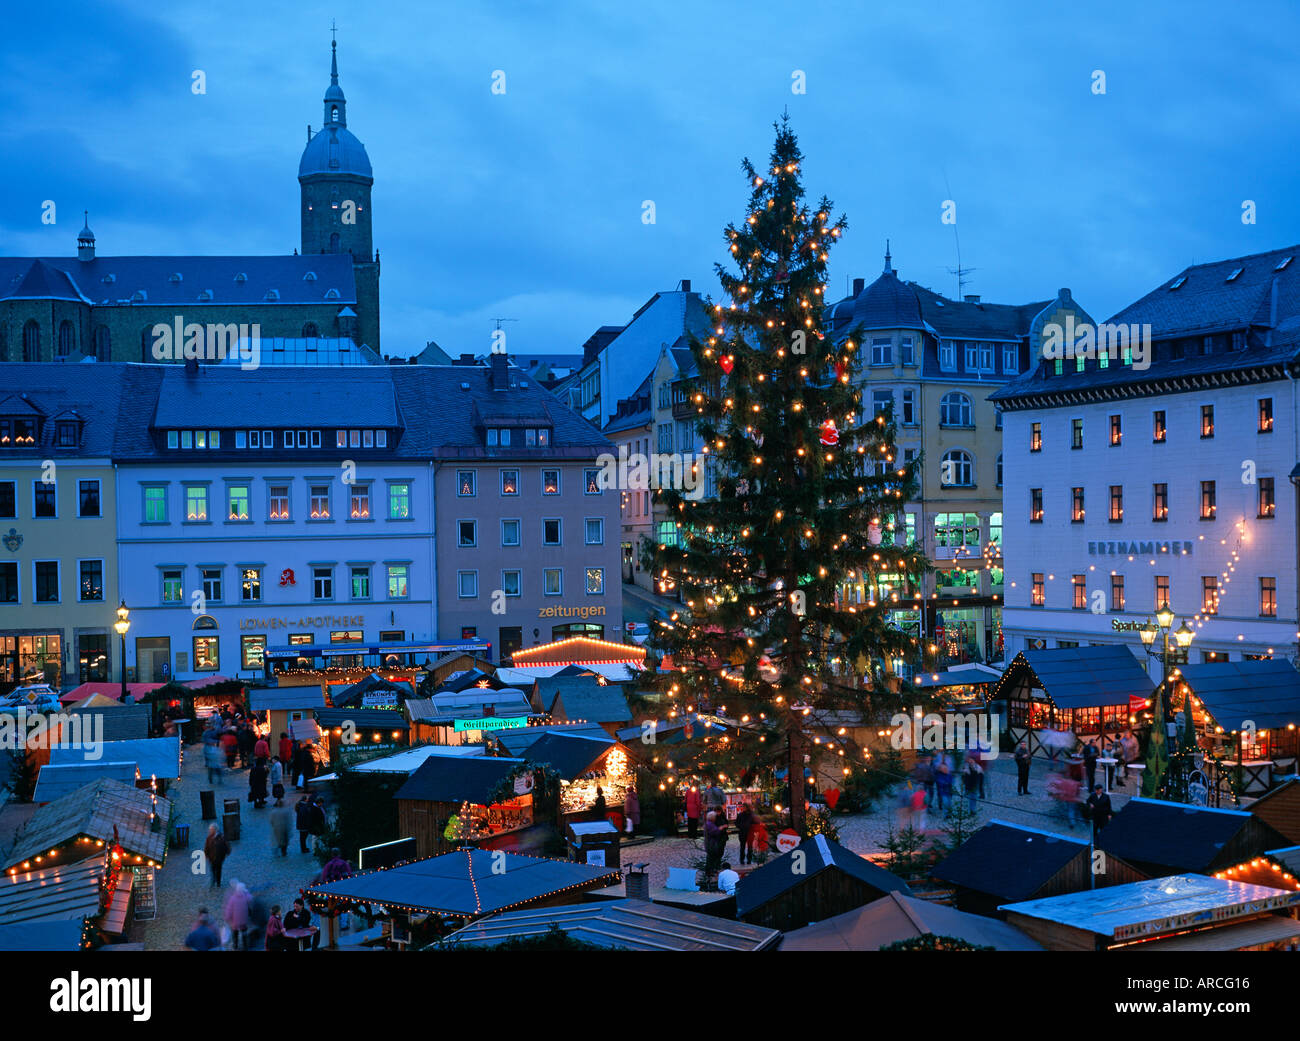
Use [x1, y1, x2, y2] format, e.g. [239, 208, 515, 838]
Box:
[931, 821, 1089, 902]
[3, 779, 171, 870]
[992, 646, 1155, 709]
[539, 677, 633, 723]
[0, 365, 135, 457]
[1097, 798, 1284, 874]
[736, 835, 909, 917]
[519, 731, 615, 780]
[392, 755, 525, 804]
[913, 284, 1049, 340]
[0, 254, 356, 307]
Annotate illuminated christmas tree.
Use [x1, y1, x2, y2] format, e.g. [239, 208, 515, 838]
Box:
[647, 118, 927, 832]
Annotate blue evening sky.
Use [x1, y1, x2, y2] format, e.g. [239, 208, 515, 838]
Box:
[3, 0, 1298, 358]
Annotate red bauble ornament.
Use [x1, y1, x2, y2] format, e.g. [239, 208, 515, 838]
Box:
[819, 419, 839, 446]
[719, 355, 734, 375]
[834, 359, 847, 380]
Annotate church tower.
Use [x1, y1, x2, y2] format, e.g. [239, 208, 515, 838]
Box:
[299, 36, 379, 351]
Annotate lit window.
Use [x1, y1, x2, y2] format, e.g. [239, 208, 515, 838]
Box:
[185, 485, 208, 522]
[586, 567, 604, 594]
[388, 483, 411, 520]
[388, 565, 410, 599]
[228, 485, 250, 521]
[310, 484, 331, 519]
[269, 484, 290, 521]
[350, 485, 370, 519]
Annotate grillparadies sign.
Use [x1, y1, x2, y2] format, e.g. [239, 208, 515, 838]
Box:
[49, 973, 152, 1021]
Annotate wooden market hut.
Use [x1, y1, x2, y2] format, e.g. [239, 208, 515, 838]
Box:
[1175, 659, 1300, 790]
[932, 821, 1141, 917]
[778, 890, 1044, 951]
[422, 652, 497, 691]
[441, 898, 781, 952]
[302, 848, 622, 947]
[2, 778, 171, 875]
[1096, 797, 1291, 878]
[406, 690, 537, 746]
[1211, 844, 1300, 892]
[1000, 874, 1300, 951]
[33, 762, 140, 805]
[315, 707, 410, 762]
[531, 675, 633, 736]
[331, 673, 415, 711]
[248, 686, 326, 749]
[990, 646, 1154, 756]
[521, 730, 639, 822]
[735, 835, 911, 932]
[0, 852, 133, 949]
[1247, 778, 1300, 845]
[394, 755, 537, 857]
[512, 636, 646, 671]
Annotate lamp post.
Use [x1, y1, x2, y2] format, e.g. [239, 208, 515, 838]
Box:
[113, 601, 131, 702]
[1138, 610, 1195, 799]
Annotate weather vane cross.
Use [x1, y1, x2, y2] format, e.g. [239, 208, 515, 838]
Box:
[331, 19, 338, 43]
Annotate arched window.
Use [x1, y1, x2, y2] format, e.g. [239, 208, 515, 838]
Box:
[22, 320, 40, 362]
[93, 326, 110, 361]
[302, 322, 319, 338]
[330, 104, 339, 123]
[57, 320, 75, 356]
[996, 453, 1004, 488]
[940, 449, 974, 488]
[329, 232, 340, 253]
[939, 392, 973, 427]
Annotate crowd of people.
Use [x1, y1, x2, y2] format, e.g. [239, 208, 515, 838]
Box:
[184, 705, 339, 951]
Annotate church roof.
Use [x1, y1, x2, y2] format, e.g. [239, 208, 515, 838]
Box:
[299, 124, 373, 181]
[0, 254, 356, 308]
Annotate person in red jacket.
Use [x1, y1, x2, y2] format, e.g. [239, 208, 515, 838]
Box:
[685, 785, 701, 839]
[278, 733, 293, 770]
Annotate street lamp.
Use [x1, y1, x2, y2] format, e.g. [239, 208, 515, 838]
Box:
[113, 601, 131, 701]
[1138, 611, 1196, 799]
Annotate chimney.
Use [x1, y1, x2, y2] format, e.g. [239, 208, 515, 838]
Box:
[184, 358, 200, 377]
[625, 865, 651, 901]
[964, 295, 981, 304]
[852, 277, 865, 295]
[490, 350, 509, 391]
[678, 279, 691, 293]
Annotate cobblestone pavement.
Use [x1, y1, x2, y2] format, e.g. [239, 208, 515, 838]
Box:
[138, 746, 327, 950]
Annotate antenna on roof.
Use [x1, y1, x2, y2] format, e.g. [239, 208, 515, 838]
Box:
[942, 170, 975, 299]
[492, 318, 518, 331]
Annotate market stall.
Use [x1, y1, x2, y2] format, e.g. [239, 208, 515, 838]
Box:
[393, 754, 538, 857]
[990, 646, 1154, 756]
[522, 730, 635, 820]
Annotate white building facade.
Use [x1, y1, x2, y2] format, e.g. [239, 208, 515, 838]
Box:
[995, 245, 1300, 678]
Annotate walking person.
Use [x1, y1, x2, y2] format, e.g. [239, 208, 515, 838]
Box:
[685, 785, 701, 839]
[909, 784, 928, 831]
[961, 755, 982, 813]
[734, 801, 754, 865]
[221, 727, 238, 770]
[935, 755, 953, 812]
[269, 756, 285, 806]
[295, 795, 314, 854]
[270, 801, 293, 858]
[236, 721, 254, 769]
[1082, 738, 1099, 793]
[703, 810, 727, 881]
[1014, 741, 1032, 795]
[222, 879, 251, 950]
[204, 739, 225, 787]
[184, 908, 223, 951]
[623, 784, 640, 838]
[204, 824, 230, 889]
[248, 757, 269, 810]
[308, 793, 328, 847]
[278, 731, 293, 772]
[1086, 784, 1113, 840]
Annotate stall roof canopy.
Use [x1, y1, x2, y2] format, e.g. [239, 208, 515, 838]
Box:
[1097, 797, 1288, 874]
[248, 687, 326, 712]
[331, 673, 414, 709]
[1001, 874, 1300, 939]
[512, 636, 646, 666]
[314, 707, 408, 731]
[932, 821, 1092, 903]
[521, 731, 617, 780]
[779, 891, 1044, 951]
[538, 678, 633, 724]
[64, 705, 151, 742]
[304, 849, 621, 917]
[993, 646, 1155, 709]
[290, 718, 322, 743]
[394, 756, 525, 804]
[34, 762, 139, 803]
[3, 779, 171, 870]
[495, 722, 609, 758]
[1177, 659, 1300, 731]
[736, 835, 910, 918]
[0, 858, 104, 928]
[50, 736, 182, 781]
[443, 898, 781, 952]
[1126, 913, 1300, 951]
[914, 663, 1004, 689]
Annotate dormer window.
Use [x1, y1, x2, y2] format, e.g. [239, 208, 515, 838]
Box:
[234, 272, 247, 283]
[101, 274, 116, 284]
[198, 289, 214, 301]
[0, 418, 38, 446]
[324, 288, 341, 300]
[1169, 276, 1186, 290]
[1226, 268, 1242, 282]
[56, 421, 78, 448]
[304, 271, 317, 281]
[265, 289, 280, 301]
[169, 272, 183, 283]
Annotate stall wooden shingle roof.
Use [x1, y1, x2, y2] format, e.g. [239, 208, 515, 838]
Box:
[34, 762, 139, 804]
[735, 835, 910, 918]
[1177, 659, 1300, 732]
[2, 779, 171, 870]
[932, 821, 1093, 903]
[993, 646, 1155, 709]
[443, 898, 780, 951]
[1097, 797, 1290, 875]
[248, 687, 326, 712]
[519, 731, 617, 780]
[0, 858, 104, 927]
[304, 848, 620, 918]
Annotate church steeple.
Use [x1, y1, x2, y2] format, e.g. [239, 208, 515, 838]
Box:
[324, 34, 347, 128]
